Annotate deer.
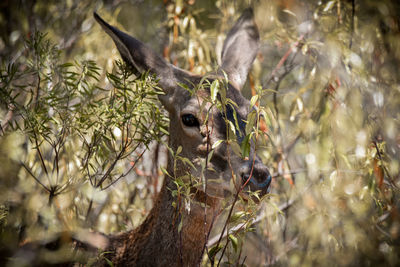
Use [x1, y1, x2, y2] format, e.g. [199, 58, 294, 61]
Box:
[9, 8, 271, 267]
[91, 8, 272, 267]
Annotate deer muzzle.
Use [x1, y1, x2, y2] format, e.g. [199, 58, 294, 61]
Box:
[240, 160, 271, 197]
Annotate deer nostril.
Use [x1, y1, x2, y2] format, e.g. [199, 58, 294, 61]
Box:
[241, 167, 271, 191]
[255, 173, 271, 188]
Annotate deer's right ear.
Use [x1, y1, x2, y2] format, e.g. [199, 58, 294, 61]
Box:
[94, 12, 188, 111]
[220, 8, 260, 91]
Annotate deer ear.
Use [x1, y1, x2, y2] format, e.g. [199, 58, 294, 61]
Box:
[220, 8, 260, 90]
[94, 12, 189, 111]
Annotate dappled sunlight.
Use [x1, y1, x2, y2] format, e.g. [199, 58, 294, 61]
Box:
[1, 0, 399, 266]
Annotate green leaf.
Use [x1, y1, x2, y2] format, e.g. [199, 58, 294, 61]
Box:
[208, 243, 223, 259]
[104, 257, 114, 267]
[180, 157, 196, 169]
[178, 219, 183, 233]
[246, 110, 257, 135]
[228, 121, 236, 136]
[212, 139, 224, 150]
[159, 127, 169, 136]
[210, 79, 219, 102]
[176, 146, 182, 155]
[229, 211, 246, 224]
[230, 141, 242, 157]
[228, 234, 238, 252]
[323, 1, 335, 12]
[178, 82, 190, 93]
[160, 166, 171, 178]
[206, 150, 214, 165]
[250, 94, 259, 107]
[241, 133, 252, 159]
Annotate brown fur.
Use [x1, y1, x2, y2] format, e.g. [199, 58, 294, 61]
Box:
[91, 8, 271, 267]
[99, 176, 218, 267]
[10, 9, 272, 267]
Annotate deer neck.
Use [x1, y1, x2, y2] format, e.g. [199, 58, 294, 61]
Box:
[107, 160, 220, 266]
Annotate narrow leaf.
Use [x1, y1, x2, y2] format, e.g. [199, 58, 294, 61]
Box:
[241, 133, 252, 159]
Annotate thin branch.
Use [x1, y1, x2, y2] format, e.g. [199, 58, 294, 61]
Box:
[20, 161, 50, 192]
[240, 255, 247, 267]
[200, 110, 213, 263]
[215, 102, 267, 265]
[266, 237, 299, 265]
[349, 0, 355, 49]
[85, 200, 93, 222]
[32, 130, 49, 177]
[0, 105, 14, 135]
[207, 199, 293, 248]
[207, 184, 312, 248]
[101, 150, 145, 190]
[216, 148, 258, 266]
[263, 35, 304, 89]
[95, 143, 127, 188]
[373, 140, 398, 189]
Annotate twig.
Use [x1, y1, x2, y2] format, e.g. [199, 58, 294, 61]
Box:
[20, 161, 50, 192]
[375, 224, 391, 239]
[349, 0, 355, 49]
[32, 130, 49, 177]
[199, 111, 214, 265]
[96, 143, 128, 187]
[266, 236, 299, 265]
[372, 140, 398, 189]
[101, 150, 145, 190]
[214, 130, 259, 266]
[263, 35, 304, 88]
[240, 255, 247, 266]
[215, 101, 268, 265]
[207, 198, 295, 248]
[207, 183, 313, 248]
[264, 41, 301, 186]
[0, 106, 14, 135]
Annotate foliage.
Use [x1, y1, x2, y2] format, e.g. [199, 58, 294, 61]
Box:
[1, 0, 400, 266]
[0, 29, 168, 264]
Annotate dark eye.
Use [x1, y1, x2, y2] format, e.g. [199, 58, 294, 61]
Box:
[181, 114, 200, 127]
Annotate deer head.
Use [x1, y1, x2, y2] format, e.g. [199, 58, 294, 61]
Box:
[94, 9, 271, 202]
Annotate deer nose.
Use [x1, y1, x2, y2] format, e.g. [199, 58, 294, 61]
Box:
[240, 161, 271, 195]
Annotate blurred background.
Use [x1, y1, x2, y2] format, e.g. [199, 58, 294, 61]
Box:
[0, 0, 399, 266]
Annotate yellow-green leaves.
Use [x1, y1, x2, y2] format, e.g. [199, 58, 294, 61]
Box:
[228, 234, 238, 252]
[210, 79, 219, 103]
[246, 110, 257, 136]
[250, 94, 259, 107]
[208, 244, 223, 259]
[241, 133, 252, 159]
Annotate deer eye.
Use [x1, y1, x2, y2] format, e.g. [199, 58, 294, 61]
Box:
[181, 114, 200, 128]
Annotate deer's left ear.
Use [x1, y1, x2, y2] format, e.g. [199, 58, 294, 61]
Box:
[94, 12, 194, 112]
[220, 8, 260, 90]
